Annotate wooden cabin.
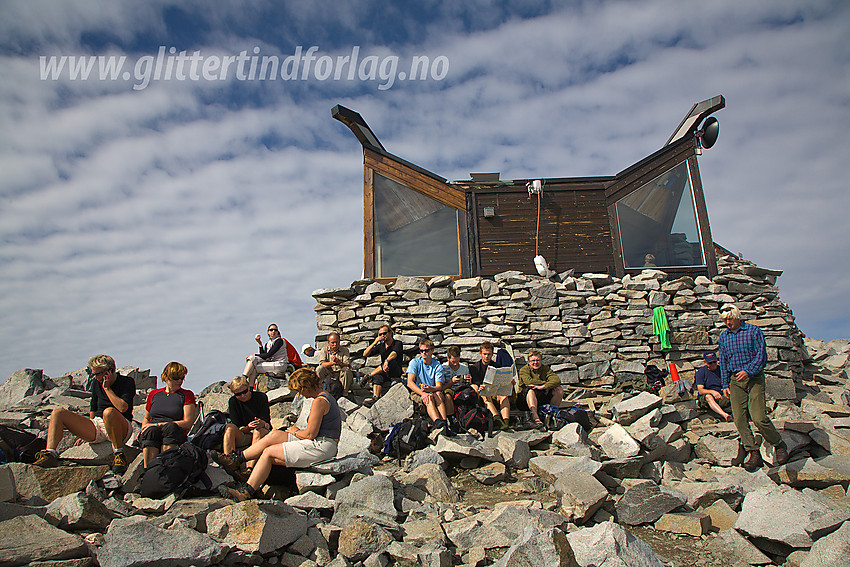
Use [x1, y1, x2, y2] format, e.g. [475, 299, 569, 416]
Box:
[333, 96, 724, 282]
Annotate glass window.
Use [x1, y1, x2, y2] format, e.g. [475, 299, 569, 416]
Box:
[615, 160, 705, 269]
[373, 173, 460, 277]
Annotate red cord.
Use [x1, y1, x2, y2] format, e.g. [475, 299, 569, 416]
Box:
[536, 190, 541, 257]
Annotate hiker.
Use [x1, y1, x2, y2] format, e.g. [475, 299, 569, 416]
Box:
[223, 375, 271, 471]
[139, 361, 197, 468]
[316, 332, 353, 396]
[694, 350, 733, 422]
[718, 306, 789, 471]
[516, 350, 564, 429]
[242, 323, 303, 389]
[213, 367, 340, 501]
[362, 324, 403, 399]
[440, 345, 470, 419]
[34, 354, 136, 474]
[469, 341, 514, 430]
[407, 338, 455, 436]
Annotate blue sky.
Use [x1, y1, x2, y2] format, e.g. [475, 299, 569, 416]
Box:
[1, 0, 848, 393]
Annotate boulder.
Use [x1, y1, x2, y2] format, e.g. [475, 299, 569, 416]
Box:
[0, 369, 52, 408]
[45, 490, 116, 530]
[566, 521, 665, 567]
[0, 514, 89, 566]
[654, 511, 711, 536]
[614, 480, 685, 525]
[403, 463, 460, 502]
[205, 500, 312, 554]
[332, 473, 399, 528]
[554, 472, 609, 524]
[98, 517, 226, 567]
[799, 520, 850, 567]
[493, 526, 579, 567]
[6, 463, 109, 503]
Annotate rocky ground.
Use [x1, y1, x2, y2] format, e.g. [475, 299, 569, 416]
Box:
[0, 336, 849, 566]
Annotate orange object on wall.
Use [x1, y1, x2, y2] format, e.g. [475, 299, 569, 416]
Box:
[668, 362, 680, 382]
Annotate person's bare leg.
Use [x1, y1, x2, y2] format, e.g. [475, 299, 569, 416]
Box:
[241, 429, 288, 462]
[223, 423, 239, 454]
[102, 407, 130, 450]
[497, 396, 510, 421]
[550, 386, 564, 408]
[705, 394, 731, 421]
[245, 444, 287, 492]
[527, 390, 541, 422]
[143, 447, 160, 468]
[46, 408, 97, 450]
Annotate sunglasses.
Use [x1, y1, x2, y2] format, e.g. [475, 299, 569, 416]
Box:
[234, 389, 250, 396]
[420, 348, 432, 353]
[378, 332, 388, 337]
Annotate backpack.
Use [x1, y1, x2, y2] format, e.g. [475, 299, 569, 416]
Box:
[189, 410, 229, 451]
[382, 418, 430, 462]
[452, 386, 480, 411]
[139, 442, 211, 499]
[456, 406, 494, 438]
[0, 425, 46, 464]
[539, 405, 593, 432]
[323, 378, 343, 400]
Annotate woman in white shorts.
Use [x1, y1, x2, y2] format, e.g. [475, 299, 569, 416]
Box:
[214, 367, 340, 501]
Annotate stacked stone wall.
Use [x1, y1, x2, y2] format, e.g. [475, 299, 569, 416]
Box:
[312, 252, 805, 398]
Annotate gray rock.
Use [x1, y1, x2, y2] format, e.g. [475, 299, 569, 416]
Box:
[98, 518, 226, 567]
[6, 463, 109, 503]
[401, 516, 447, 547]
[434, 434, 501, 462]
[612, 392, 663, 426]
[598, 423, 641, 459]
[496, 436, 531, 469]
[554, 472, 609, 524]
[285, 491, 335, 512]
[470, 462, 508, 485]
[0, 369, 52, 409]
[566, 521, 665, 567]
[309, 451, 379, 475]
[403, 463, 459, 502]
[206, 500, 312, 554]
[767, 455, 850, 489]
[799, 520, 850, 567]
[337, 518, 394, 561]
[615, 480, 685, 525]
[403, 448, 446, 472]
[152, 497, 229, 532]
[444, 504, 568, 550]
[367, 384, 414, 431]
[708, 528, 772, 565]
[735, 486, 849, 548]
[45, 490, 116, 531]
[393, 275, 428, 293]
[654, 511, 711, 536]
[332, 473, 398, 528]
[493, 526, 579, 567]
[529, 455, 602, 484]
[0, 514, 89, 565]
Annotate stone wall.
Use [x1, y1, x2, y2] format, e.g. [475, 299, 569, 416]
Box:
[312, 251, 805, 398]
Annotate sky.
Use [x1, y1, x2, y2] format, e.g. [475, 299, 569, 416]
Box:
[2, 0, 849, 394]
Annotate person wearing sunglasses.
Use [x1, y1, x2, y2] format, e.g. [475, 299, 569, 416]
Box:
[362, 324, 403, 399]
[34, 354, 136, 475]
[242, 324, 303, 389]
[222, 375, 271, 472]
[138, 361, 197, 468]
[406, 339, 455, 437]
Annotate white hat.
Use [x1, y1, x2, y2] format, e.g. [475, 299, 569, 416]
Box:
[301, 344, 315, 354]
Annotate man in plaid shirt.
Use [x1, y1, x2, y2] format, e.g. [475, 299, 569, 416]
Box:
[719, 306, 789, 471]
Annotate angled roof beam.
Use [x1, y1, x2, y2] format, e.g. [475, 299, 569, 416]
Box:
[332, 104, 386, 152]
[665, 95, 725, 147]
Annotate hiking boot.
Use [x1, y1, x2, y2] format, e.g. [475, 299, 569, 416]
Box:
[219, 483, 253, 502]
[110, 451, 128, 475]
[209, 450, 242, 477]
[743, 450, 764, 472]
[33, 449, 59, 468]
[773, 441, 789, 465]
[731, 443, 747, 467]
[495, 416, 510, 431]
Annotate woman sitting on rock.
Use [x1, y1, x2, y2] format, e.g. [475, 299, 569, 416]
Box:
[213, 367, 340, 501]
[138, 361, 197, 468]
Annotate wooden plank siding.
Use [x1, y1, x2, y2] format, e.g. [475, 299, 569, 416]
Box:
[474, 185, 615, 276]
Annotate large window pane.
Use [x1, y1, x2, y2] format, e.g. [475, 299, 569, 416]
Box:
[374, 173, 460, 277]
[615, 161, 705, 269]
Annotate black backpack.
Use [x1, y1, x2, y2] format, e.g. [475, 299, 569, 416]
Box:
[0, 425, 46, 464]
[139, 442, 211, 499]
[539, 405, 593, 432]
[190, 410, 229, 450]
[456, 406, 494, 438]
[382, 418, 430, 462]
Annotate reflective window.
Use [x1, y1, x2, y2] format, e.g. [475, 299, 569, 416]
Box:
[615, 160, 705, 269]
[373, 173, 460, 277]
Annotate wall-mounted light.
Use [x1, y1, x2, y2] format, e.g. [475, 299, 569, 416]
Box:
[694, 116, 720, 155]
[483, 206, 495, 218]
[527, 179, 542, 195]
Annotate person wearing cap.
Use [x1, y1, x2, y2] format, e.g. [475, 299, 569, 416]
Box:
[718, 305, 789, 471]
[694, 351, 732, 422]
[316, 332, 353, 396]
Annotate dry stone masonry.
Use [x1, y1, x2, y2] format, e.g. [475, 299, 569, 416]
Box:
[312, 252, 805, 401]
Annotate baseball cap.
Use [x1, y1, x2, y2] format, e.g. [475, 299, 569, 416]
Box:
[302, 344, 315, 355]
[703, 351, 718, 363]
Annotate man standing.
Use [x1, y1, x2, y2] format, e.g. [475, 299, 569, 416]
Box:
[362, 325, 403, 399]
[517, 351, 564, 429]
[718, 306, 788, 471]
[316, 332, 353, 396]
[695, 351, 732, 422]
[469, 341, 514, 431]
[406, 339, 454, 437]
[34, 354, 136, 474]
